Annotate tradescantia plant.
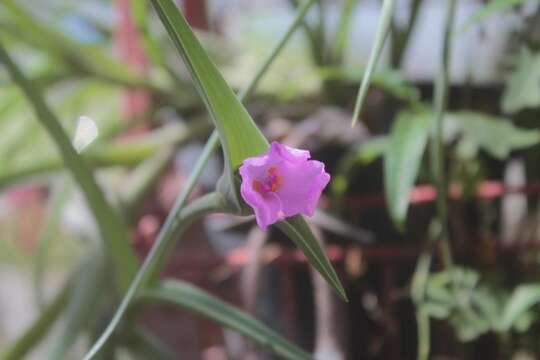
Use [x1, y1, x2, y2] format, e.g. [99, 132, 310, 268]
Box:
[0, 0, 343, 359]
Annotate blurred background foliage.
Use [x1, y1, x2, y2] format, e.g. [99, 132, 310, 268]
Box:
[2, 0, 540, 359]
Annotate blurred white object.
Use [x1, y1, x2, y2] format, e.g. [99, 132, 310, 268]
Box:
[501, 158, 527, 245]
[72, 116, 98, 153]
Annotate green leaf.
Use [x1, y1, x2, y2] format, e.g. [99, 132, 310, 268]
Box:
[141, 280, 311, 360]
[150, 0, 345, 299]
[0, 42, 137, 291]
[502, 48, 540, 114]
[458, 0, 531, 32]
[351, 0, 395, 126]
[1, 282, 70, 360]
[276, 216, 347, 301]
[33, 177, 73, 308]
[384, 109, 430, 227]
[83, 192, 225, 360]
[150, 0, 268, 173]
[447, 111, 540, 159]
[498, 284, 540, 332]
[49, 243, 109, 358]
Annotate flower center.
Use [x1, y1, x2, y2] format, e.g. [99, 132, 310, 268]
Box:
[252, 165, 283, 194]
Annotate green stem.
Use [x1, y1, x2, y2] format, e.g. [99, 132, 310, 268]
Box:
[415, 307, 430, 360]
[0, 121, 210, 191]
[430, 0, 456, 269]
[1, 282, 70, 360]
[411, 1, 457, 358]
[0, 40, 137, 291]
[390, 0, 423, 67]
[332, 0, 357, 64]
[351, 0, 395, 127]
[238, 0, 317, 100]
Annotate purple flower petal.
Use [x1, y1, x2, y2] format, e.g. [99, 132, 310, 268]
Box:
[239, 141, 330, 229]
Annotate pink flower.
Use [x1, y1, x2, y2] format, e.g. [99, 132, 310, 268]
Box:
[239, 141, 330, 229]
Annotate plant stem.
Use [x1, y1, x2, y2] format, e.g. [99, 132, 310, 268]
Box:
[390, 0, 423, 67]
[1, 282, 70, 360]
[430, 0, 456, 269]
[411, 1, 457, 359]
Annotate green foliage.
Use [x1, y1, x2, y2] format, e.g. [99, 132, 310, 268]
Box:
[447, 112, 540, 159]
[141, 280, 312, 360]
[150, 0, 268, 175]
[502, 48, 540, 114]
[351, 0, 395, 126]
[150, 0, 345, 300]
[384, 109, 431, 227]
[459, 0, 533, 32]
[0, 42, 138, 291]
[423, 268, 540, 342]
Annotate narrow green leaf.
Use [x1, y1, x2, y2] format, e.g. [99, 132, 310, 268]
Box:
[0, 42, 137, 291]
[50, 243, 109, 359]
[332, 0, 358, 63]
[33, 177, 73, 309]
[141, 280, 311, 360]
[458, 0, 531, 33]
[351, 0, 395, 127]
[150, 0, 268, 172]
[276, 216, 347, 301]
[1, 282, 70, 360]
[384, 110, 430, 227]
[83, 192, 224, 360]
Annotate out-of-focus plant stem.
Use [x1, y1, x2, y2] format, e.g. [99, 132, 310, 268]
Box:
[0, 40, 138, 291]
[1, 282, 70, 360]
[33, 178, 72, 309]
[412, 1, 457, 359]
[84, 191, 226, 360]
[332, 0, 357, 64]
[0, 120, 210, 191]
[390, 0, 423, 67]
[431, 0, 456, 270]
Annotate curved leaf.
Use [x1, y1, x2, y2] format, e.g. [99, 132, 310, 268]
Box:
[141, 280, 311, 360]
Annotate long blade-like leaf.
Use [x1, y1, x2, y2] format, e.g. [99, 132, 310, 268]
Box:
[141, 280, 311, 360]
[351, 0, 395, 127]
[151, 0, 268, 172]
[0, 42, 137, 291]
[384, 109, 430, 228]
[277, 216, 347, 301]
